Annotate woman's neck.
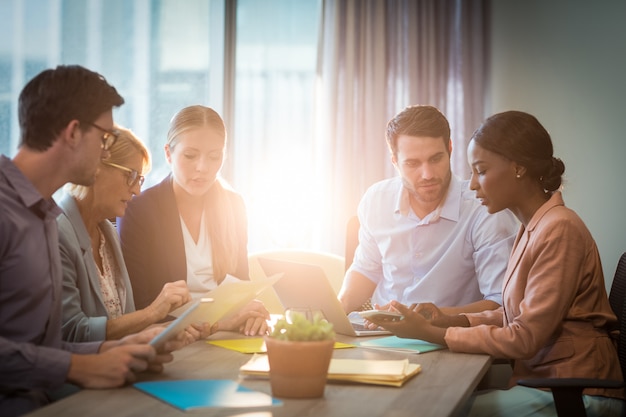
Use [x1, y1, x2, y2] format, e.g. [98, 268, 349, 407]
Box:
[172, 181, 205, 243]
[74, 194, 106, 237]
[511, 190, 551, 227]
[172, 181, 205, 210]
[74, 195, 105, 272]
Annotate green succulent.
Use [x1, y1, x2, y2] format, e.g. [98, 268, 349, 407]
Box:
[270, 311, 335, 341]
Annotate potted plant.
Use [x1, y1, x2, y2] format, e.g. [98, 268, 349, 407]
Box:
[265, 310, 336, 398]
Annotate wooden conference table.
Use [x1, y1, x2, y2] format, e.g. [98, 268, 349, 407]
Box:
[25, 332, 492, 417]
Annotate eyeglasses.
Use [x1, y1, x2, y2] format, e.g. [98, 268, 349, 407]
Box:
[101, 161, 145, 187]
[88, 122, 120, 151]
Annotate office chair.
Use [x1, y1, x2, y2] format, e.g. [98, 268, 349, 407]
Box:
[517, 252, 626, 417]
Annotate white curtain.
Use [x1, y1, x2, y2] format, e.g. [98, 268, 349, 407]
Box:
[314, 0, 488, 255]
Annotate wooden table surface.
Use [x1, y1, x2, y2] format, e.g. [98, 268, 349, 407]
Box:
[25, 332, 492, 417]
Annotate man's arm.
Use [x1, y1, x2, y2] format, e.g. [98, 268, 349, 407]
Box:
[440, 299, 500, 316]
[338, 270, 377, 313]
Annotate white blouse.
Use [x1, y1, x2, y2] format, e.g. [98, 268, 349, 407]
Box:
[180, 212, 216, 299]
[96, 228, 124, 318]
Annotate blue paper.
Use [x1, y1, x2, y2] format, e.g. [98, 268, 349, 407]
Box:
[359, 336, 444, 353]
[134, 379, 282, 411]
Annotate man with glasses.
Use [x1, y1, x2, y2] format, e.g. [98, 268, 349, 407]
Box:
[0, 65, 175, 416]
[88, 121, 121, 152]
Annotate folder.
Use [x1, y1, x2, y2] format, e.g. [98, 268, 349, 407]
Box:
[134, 379, 282, 411]
[240, 354, 421, 387]
[358, 335, 444, 354]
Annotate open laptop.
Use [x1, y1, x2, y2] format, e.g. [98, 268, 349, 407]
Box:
[257, 257, 390, 337]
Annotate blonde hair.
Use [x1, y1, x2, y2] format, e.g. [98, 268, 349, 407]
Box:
[66, 125, 151, 200]
[168, 105, 238, 282]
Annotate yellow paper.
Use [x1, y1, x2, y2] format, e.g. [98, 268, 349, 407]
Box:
[208, 338, 355, 354]
[169, 274, 282, 321]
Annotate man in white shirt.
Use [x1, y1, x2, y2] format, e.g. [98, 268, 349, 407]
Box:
[339, 105, 518, 315]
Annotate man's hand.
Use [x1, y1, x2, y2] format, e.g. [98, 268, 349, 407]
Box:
[67, 344, 157, 388]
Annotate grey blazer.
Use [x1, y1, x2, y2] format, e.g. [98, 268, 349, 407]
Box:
[57, 194, 136, 342]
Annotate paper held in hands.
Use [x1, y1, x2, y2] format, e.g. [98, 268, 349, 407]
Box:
[240, 354, 421, 387]
[149, 273, 282, 349]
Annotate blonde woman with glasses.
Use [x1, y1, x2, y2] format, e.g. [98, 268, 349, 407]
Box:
[58, 125, 196, 342]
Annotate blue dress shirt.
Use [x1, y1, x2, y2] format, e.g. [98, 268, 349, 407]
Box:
[350, 175, 518, 307]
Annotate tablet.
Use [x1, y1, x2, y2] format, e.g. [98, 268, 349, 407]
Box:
[149, 298, 215, 350]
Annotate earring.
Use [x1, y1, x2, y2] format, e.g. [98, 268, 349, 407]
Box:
[516, 174, 521, 179]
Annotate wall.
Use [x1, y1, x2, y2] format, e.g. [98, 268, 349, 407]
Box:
[488, 0, 626, 289]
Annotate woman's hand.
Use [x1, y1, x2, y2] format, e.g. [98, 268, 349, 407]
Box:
[367, 301, 448, 346]
[214, 299, 271, 336]
[411, 302, 444, 322]
[187, 321, 215, 341]
[146, 280, 192, 321]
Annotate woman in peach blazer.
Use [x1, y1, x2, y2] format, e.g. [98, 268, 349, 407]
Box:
[368, 111, 623, 417]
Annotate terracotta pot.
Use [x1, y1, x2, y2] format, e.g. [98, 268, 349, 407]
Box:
[264, 337, 334, 398]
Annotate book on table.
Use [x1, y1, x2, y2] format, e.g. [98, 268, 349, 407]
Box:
[358, 335, 445, 354]
[240, 354, 422, 387]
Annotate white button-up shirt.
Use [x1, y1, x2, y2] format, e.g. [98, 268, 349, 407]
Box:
[350, 175, 518, 307]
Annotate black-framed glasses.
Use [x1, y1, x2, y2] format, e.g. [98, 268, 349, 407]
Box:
[88, 122, 120, 151]
[101, 161, 145, 187]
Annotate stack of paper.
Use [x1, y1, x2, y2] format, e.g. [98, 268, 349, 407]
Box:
[240, 354, 421, 387]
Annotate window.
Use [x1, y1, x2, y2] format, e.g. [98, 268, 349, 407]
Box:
[233, 0, 321, 249]
[0, 0, 320, 253]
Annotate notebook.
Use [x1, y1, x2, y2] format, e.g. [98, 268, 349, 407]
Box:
[359, 336, 445, 354]
[257, 257, 391, 337]
[240, 354, 421, 387]
[134, 379, 282, 411]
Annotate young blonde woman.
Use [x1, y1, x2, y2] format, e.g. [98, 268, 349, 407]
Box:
[58, 126, 193, 342]
[118, 105, 269, 336]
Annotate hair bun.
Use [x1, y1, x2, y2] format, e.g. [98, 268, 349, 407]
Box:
[540, 157, 565, 191]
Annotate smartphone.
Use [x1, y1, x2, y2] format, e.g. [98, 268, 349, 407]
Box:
[358, 309, 404, 322]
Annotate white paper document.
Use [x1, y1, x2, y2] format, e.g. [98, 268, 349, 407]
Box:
[150, 274, 282, 349]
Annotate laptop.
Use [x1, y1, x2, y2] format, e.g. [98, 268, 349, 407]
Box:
[257, 257, 390, 337]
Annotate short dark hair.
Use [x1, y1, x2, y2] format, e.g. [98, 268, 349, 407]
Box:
[471, 111, 565, 192]
[386, 105, 451, 156]
[18, 65, 125, 151]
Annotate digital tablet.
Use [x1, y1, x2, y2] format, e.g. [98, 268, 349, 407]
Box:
[149, 298, 215, 350]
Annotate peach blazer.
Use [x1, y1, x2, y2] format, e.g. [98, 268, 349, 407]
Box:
[445, 192, 623, 399]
